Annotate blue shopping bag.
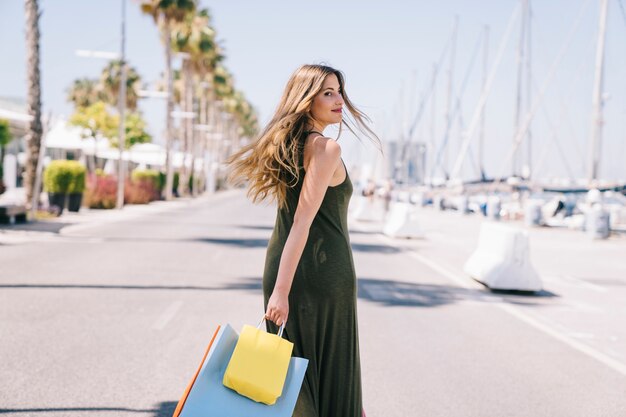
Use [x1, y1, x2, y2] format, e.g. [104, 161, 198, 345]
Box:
[173, 324, 308, 417]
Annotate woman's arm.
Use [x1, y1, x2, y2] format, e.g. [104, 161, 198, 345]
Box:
[265, 137, 341, 326]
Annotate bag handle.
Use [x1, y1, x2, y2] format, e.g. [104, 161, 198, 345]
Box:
[257, 316, 286, 338]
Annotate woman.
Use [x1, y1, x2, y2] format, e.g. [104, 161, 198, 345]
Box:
[227, 64, 379, 417]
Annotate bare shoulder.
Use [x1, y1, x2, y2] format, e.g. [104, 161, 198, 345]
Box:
[303, 134, 341, 171]
[309, 135, 341, 159]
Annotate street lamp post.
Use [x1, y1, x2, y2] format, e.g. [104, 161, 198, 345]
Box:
[74, 6, 127, 209]
[170, 110, 195, 195]
[116, 0, 127, 209]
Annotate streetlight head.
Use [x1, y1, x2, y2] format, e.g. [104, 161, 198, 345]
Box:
[170, 111, 196, 119]
[75, 49, 120, 60]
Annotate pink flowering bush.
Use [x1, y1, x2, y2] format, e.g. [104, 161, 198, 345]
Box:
[84, 173, 117, 209]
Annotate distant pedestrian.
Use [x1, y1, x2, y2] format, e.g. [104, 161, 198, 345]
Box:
[382, 178, 394, 212]
[362, 179, 376, 198]
[227, 64, 380, 417]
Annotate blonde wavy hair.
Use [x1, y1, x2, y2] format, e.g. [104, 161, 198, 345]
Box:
[226, 64, 380, 209]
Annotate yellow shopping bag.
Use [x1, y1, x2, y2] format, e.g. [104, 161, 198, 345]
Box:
[223, 318, 293, 405]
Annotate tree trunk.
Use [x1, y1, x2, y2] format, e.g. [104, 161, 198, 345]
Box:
[196, 83, 209, 197]
[188, 71, 198, 197]
[179, 59, 193, 197]
[24, 0, 43, 209]
[162, 18, 175, 200]
[93, 137, 98, 171]
[187, 66, 194, 196]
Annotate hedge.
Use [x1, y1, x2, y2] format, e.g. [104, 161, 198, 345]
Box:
[43, 160, 86, 194]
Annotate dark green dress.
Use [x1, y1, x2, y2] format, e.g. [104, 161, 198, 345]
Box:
[263, 140, 362, 417]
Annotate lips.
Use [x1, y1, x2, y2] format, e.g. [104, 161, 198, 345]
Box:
[332, 108, 342, 113]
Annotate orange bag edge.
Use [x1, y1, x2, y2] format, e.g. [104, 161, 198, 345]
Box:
[172, 325, 222, 417]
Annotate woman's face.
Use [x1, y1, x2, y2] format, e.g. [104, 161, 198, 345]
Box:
[310, 73, 344, 128]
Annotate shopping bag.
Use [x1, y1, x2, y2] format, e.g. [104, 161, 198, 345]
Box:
[173, 324, 308, 417]
[223, 319, 293, 405]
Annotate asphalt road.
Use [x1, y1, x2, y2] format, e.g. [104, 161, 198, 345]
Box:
[0, 190, 625, 417]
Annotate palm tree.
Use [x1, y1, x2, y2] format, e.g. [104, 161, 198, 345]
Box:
[171, 69, 184, 106]
[213, 66, 258, 161]
[139, 0, 196, 200]
[23, 0, 43, 210]
[99, 60, 141, 111]
[67, 60, 141, 111]
[212, 64, 234, 159]
[226, 90, 258, 140]
[195, 76, 212, 196]
[65, 61, 142, 173]
[213, 64, 235, 101]
[67, 78, 101, 109]
[171, 8, 221, 196]
[190, 10, 222, 197]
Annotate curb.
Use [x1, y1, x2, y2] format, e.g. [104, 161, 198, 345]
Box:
[0, 189, 243, 241]
[59, 189, 242, 235]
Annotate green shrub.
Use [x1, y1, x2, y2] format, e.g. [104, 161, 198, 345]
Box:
[43, 160, 78, 193]
[67, 162, 87, 194]
[173, 171, 180, 193]
[132, 169, 160, 189]
[157, 172, 166, 192]
[43, 160, 86, 194]
[156, 171, 180, 195]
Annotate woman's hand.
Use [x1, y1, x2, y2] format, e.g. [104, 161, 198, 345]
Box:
[265, 289, 289, 327]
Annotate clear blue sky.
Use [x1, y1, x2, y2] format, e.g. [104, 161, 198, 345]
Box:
[1, 0, 625, 181]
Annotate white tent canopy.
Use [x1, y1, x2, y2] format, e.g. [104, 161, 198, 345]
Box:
[44, 119, 203, 170]
[45, 119, 111, 152]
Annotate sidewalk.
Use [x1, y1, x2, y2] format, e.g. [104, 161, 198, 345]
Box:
[0, 188, 241, 244]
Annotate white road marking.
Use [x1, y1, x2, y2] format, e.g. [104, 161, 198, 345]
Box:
[561, 299, 606, 314]
[152, 300, 183, 331]
[496, 303, 626, 377]
[407, 250, 480, 290]
[543, 274, 608, 294]
[377, 234, 626, 378]
[378, 234, 495, 296]
[562, 274, 608, 293]
[569, 332, 596, 339]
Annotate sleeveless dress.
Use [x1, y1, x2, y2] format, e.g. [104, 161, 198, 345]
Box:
[262, 137, 363, 417]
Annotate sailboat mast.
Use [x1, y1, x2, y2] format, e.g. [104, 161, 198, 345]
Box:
[512, 0, 528, 177]
[479, 25, 489, 181]
[397, 84, 405, 184]
[443, 16, 458, 179]
[525, 1, 532, 179]
[588, 0, 609, 183]
[430, 63, 437, 182]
